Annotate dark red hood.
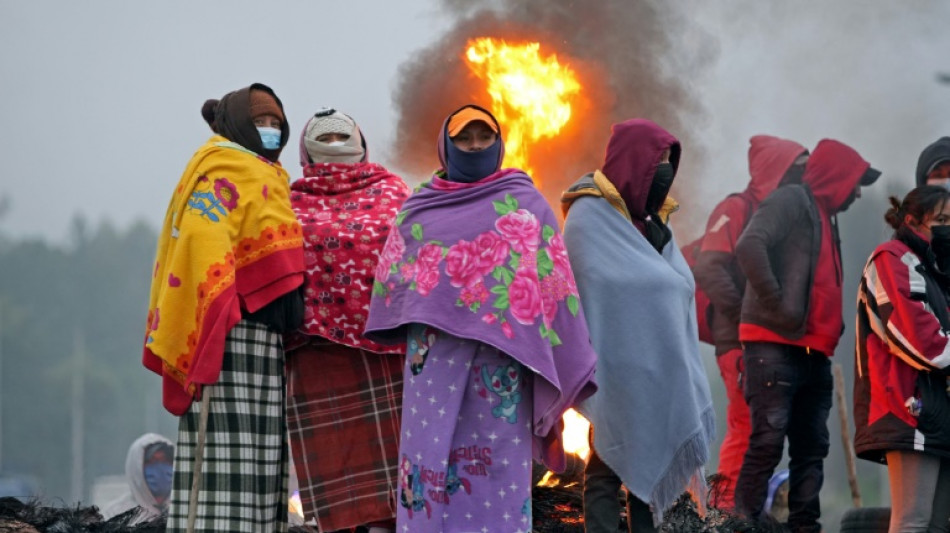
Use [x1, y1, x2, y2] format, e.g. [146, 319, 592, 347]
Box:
[803, 139, 872, 213]
[601, 118, 680, 221]
[747, 135, 807, 203]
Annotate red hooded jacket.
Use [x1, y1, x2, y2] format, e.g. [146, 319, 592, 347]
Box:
[737, 139, 872, 355]
[693, 136, 806, 355]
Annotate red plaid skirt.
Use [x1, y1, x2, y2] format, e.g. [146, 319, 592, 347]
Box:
[286, 342, 404, 531]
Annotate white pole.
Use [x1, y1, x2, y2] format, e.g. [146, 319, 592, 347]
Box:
[70, 327, 85, 503]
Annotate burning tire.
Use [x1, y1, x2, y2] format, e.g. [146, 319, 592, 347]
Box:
[839, 507, 890, 533]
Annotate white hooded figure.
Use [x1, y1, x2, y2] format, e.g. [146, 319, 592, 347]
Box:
[100, 433, 174, 523]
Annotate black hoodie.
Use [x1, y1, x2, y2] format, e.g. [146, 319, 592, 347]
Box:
[916, 137, 950, 187]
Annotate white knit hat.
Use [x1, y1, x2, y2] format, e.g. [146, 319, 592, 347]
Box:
[301, 108, 366, 165]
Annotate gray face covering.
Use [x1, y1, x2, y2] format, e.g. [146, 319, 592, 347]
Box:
[303, 110, 366, 164]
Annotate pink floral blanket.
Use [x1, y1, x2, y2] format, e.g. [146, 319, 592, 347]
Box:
[365, 169, 597, 471]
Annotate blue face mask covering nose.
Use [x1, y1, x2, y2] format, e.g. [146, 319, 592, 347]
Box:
[258, 127, 282, 150]
[445, 139, 502, 183]
[144, 462, 173, 501]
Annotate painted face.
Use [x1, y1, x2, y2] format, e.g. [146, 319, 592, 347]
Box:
[450, 121, 498, 152]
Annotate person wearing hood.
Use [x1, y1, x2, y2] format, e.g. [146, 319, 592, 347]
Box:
[101, 434, 175, 523]
[853, 185, 950, 532]
[692, 135, 808, 511]
[143, 83, 305, 532]
[561, 118, 716, 531]
[284, 108, 410, 533]
[364, 104, 597, 533]
[734, 139, 879, 532]
[916, 137, 950, 189]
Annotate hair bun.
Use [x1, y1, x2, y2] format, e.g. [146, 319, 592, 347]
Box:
[884, 195, 903, 229]
[201, 99, 219, 131]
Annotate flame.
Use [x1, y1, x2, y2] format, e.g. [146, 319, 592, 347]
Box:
[464, 37, 581, 182]
[561, 408, 590, 461]
[289, 490, 304, 520]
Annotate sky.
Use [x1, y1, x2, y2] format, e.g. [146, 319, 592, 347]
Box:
[0, 1, 948, 244]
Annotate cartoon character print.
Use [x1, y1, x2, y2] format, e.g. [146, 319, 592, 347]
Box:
[481, 362, 523, 423]
[444, 463, 472, 496]
[407, 324, 437, 376]
[398, 456, 432, 519]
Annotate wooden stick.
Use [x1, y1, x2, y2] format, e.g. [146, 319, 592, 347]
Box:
[833, 363, 861, 508]
[187, 389, 212, 533]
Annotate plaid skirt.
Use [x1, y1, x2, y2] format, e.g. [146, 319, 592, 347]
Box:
[286, 342, 404, 531]
[166, 320, 289, 533]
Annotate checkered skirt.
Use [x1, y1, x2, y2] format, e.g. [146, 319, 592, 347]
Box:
[286, 342, 404, 531]
[166, 320, 289, 533]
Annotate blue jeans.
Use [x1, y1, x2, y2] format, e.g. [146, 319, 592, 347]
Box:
[735, 342, 832, 533]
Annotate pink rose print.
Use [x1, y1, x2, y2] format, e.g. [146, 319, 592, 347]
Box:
[541, 271, 572, 301]
[445, 240, 484, 288]
[415, 263, 441, 296]
[482, 313, 498, 325]
[399, 261, 418, 282]
[472, 231, 510, 274]
[547, 233, 572, 278]
[417, 242, 444, 268]
[460, 281, 489, 307]
[541, 288, 558, 327]
[376, 231, 406, 282]
[508, 270, 543, 325]
[495, 209, 541, 254]
[380, 230, 406, 265]
[518, 250, 537, 274]
[501, 321, 515, 339]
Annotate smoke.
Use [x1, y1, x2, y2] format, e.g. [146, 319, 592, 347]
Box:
[389, 0, 717, 225]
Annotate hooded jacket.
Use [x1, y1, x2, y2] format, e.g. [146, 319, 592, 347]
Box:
[600, 119, 680, 235]
[916, 137, 950, 187]
[100, 433, 174, 523]
[693, 136, 806, 355]
[562, 119, 715, 523]
[736, 139, 871, 355]
[854, 227, 950, 461]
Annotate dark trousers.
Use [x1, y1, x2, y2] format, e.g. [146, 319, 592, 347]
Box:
[735, 342, 832, 533]
[583, 444, 657, 533]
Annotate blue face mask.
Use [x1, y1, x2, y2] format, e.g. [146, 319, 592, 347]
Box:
[143, 462, 173, 501]
[444, 139, 502, 183]
[258, 127, 282, 150]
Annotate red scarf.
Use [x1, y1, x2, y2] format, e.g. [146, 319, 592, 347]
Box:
[288, 162, 410, 353]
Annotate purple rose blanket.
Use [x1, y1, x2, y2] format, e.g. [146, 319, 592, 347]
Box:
[366, 169, 597, 465]
[365, 169, 597, 531]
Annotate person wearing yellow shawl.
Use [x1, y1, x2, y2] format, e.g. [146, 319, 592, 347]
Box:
[143, 83, 305, 533]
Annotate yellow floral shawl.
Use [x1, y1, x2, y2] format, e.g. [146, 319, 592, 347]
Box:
[143, 135, 304, 414]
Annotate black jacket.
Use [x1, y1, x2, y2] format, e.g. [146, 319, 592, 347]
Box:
[735, 184, 821, 339]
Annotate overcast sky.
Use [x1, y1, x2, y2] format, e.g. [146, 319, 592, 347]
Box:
[1, 1, 948, 243]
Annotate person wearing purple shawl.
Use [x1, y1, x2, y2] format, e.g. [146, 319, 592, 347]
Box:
[365, 104, 598, 533]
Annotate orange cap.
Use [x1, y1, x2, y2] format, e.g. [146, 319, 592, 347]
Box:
[448, 107, 498, 137]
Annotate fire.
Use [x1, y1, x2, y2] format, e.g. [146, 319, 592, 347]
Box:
[289, 490, 304, 520]
[561, 408, 590, 461]
[464, 37, 582, 182]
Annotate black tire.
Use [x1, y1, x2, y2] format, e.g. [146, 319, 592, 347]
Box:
[839, 507, 891, 533]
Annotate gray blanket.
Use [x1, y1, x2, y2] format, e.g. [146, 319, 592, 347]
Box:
[563, 194, 715, 523]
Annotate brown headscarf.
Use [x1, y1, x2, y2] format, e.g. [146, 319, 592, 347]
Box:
[200, 82, 289, 162]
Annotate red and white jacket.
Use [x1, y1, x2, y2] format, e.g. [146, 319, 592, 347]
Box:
[853, 229, 950, 463]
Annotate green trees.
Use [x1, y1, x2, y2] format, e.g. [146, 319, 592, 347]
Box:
[0, 218, 177, 503]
